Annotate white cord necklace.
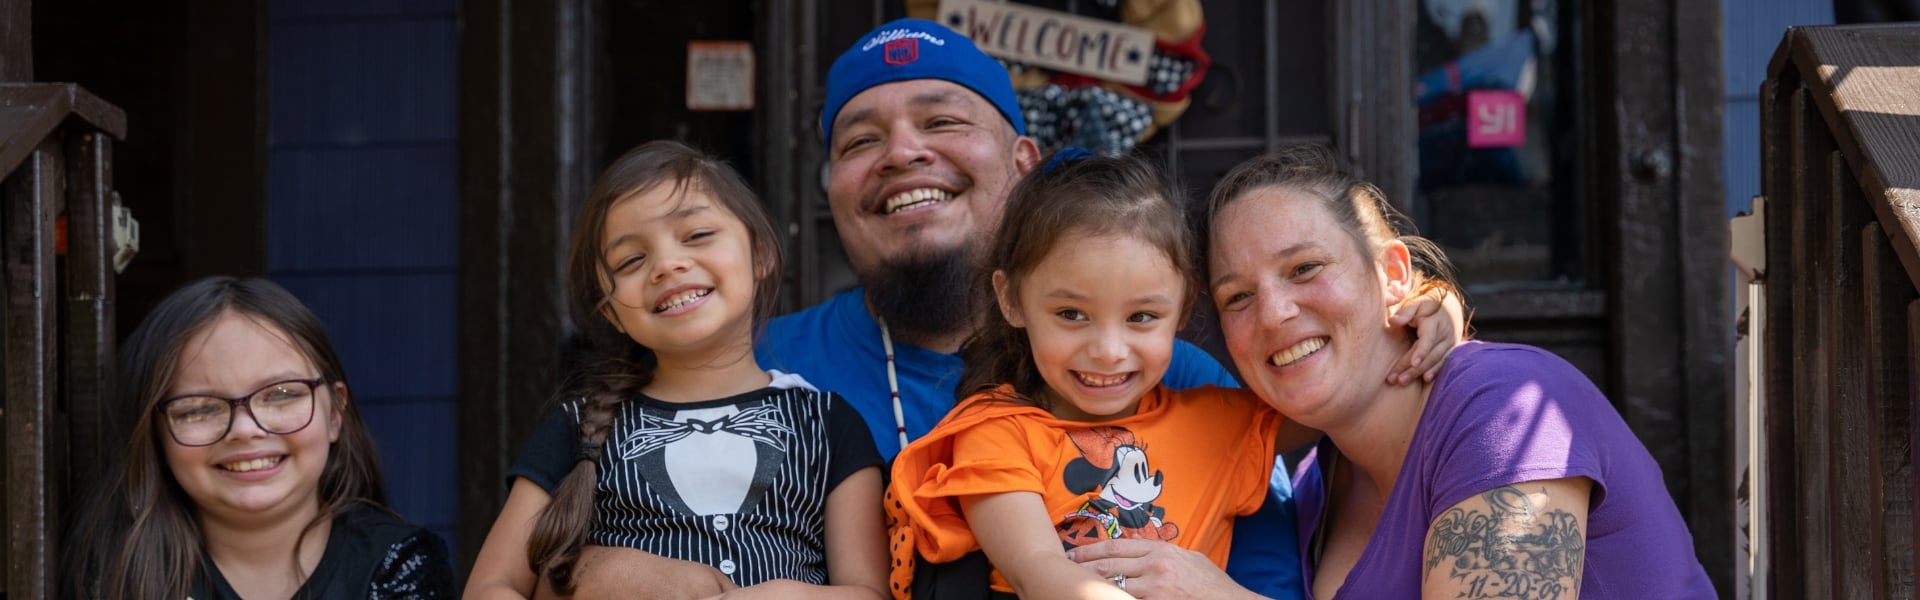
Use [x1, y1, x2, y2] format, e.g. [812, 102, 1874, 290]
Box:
[878, 316, 909, 450]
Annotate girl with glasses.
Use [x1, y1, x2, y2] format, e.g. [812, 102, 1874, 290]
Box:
[65, 276, 455, 599]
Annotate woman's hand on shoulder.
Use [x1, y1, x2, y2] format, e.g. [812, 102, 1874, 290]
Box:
[1067, 538, 1265, 600]
[1421, 477, 1591, 600]
[1388, 285, 1467, 385]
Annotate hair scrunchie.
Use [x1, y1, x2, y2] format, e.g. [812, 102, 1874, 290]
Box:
[576, 441, 603, 464]
[1043, 146, 1095, 174]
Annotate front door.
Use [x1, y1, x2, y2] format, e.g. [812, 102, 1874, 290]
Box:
[1338, 0, 1731, 590]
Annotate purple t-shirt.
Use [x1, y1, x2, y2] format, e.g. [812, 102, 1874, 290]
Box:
[1294, 341, 1715, 598]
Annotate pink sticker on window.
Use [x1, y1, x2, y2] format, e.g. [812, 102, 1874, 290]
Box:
[1466, 90, 1526, 148]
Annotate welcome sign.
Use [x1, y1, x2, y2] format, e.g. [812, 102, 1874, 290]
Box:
[936, 0, 1155, 86]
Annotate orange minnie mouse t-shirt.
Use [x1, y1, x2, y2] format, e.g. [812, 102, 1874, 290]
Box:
[884, 383, 1282, 598]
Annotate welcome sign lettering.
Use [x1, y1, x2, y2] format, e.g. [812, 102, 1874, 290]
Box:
[937, 0, 1155, 86]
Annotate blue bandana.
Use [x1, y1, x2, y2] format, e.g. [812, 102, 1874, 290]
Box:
[821, 18, 1026, 150]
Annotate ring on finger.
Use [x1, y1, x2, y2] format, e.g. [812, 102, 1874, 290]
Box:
[1112, 574, 1127, 591]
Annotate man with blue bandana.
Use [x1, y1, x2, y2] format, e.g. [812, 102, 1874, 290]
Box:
[568, 19, 1304, 599]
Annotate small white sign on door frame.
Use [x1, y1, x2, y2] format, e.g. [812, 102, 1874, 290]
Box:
[936, 0, 1154, 86]
[686, 41, 755, 112]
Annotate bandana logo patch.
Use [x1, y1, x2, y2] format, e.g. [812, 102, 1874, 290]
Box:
[884, 38, 919, 65]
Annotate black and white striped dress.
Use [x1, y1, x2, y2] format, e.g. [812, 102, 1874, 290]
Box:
[508, 371, 881, 586]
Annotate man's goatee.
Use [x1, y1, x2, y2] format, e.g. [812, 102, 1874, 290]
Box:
[862, 247, 975, 343]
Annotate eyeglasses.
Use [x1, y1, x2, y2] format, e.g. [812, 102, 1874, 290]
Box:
[157, 378, 325, 447]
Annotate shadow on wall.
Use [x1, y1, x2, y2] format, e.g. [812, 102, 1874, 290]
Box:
[1834, 0, 1920, 22]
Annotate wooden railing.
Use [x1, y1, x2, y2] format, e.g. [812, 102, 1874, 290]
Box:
[0, 83, 127, 599]
[1755, 25, 1920, 599]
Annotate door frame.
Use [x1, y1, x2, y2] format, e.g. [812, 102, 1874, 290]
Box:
[1339, 0, 1730, 589]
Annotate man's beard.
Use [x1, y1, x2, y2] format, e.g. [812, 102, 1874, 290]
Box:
[860, 245, 976, 346]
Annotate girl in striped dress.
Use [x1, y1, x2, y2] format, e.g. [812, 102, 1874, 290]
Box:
[467, 140, 888, 599]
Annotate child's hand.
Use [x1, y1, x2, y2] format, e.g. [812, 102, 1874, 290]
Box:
[1387, 285, 1467, 385]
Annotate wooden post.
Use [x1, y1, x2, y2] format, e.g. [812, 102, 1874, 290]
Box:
[1759, 67, 1803, 597]
[456, 0, 595, 572]
[0, 0, 28, 82]
[4, 140, 63, 599]
[1826, 151, 1877, 599]
[1765, 24, 1920, 598]
[1596, 1, 1733, 587]
[1910, 300, 1920, 599]
[1331, 0, 1414, 212]
[1788, 86, 1837, 598]
[63, 132, 117, 496]
[1864, 225, 1916, 598]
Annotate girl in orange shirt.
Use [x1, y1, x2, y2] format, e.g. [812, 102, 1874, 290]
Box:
[885, 149, 1458, 599]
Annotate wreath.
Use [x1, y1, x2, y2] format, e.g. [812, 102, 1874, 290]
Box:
[907, 0, 1209, 155]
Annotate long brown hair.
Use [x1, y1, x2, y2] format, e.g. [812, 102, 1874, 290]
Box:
[64, 276, 388, 600]
[528, 140, 782, 593]
[1204, 144, 1461, 296]
[955, 149, 1199, 409]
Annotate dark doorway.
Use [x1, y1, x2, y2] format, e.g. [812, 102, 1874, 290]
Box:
[32, 0, 269, 338]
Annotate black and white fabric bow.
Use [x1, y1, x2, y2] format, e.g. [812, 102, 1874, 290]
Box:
[620, 403, 793, 459]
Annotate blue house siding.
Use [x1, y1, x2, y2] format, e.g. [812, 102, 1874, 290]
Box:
[1723, 1, 1833, 218]
[1721, 5, 1834, 598]
[277, 274, 459, 532]
[267, 146, 458, 269]
[267, 0, 460, 551]
[268, 20, 457, 146]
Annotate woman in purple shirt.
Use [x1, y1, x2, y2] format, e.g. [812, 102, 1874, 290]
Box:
[1069, 145, 1715, 599]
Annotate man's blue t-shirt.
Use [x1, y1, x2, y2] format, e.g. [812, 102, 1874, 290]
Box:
[757, 288, 1303, 599]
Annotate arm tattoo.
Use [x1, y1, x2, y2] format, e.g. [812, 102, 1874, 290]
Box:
[1423, 486, 1585, 599]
